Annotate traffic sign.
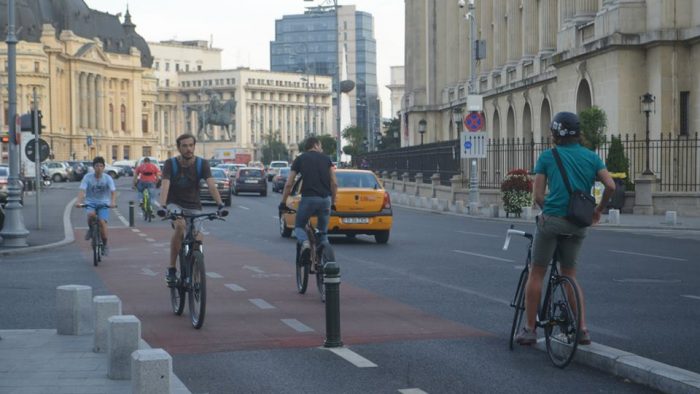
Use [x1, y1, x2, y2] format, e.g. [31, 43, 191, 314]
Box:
[464, 111, 484, 132]
[25, 138, 51, 163]
[460, 131, 487, 159]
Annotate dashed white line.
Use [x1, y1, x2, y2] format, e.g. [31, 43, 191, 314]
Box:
[145, 238, 156, 242]
[238, 205, 250, 210]
[325, 347, 377, 368]
[140, 268, 158, 277]
[249, 298, 275, 309]
[399, 389, 429, 394]
[206, 272, 223, 279]
[131, 229, 141, 233]
[225, 283, 246, 292]
[452, 250, 515, 263]
[682, 295, 700, 301]
[243, 265, 265, 274]
[116, 214, 129, 227]
[281, 318, 314, 333]
[138, 233, 148, 237]
[609, 249, 687, 262]
[456, 230, 500, 238]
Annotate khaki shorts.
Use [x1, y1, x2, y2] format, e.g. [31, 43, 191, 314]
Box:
[532, 214, 588, 268]
[166, 203, 204, 233]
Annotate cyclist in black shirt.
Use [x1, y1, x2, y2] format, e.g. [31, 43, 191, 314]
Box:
[279, 136, 338, 264]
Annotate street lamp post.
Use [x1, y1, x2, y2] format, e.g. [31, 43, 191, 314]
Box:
[459, 0, 480, 207]
[1, 0, 29, 247]
[640, 92, 655, 176]
[418, 119, 427, 145]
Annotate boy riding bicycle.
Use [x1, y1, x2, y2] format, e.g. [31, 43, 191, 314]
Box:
[75, 156, 117, 256]
[133, 157, 160, 213]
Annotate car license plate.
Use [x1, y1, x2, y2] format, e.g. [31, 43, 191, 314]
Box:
[342, 217, 369, 224]
[245, 179, 258, 183]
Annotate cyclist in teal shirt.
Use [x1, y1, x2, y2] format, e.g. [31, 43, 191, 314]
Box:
[516, 112, 615, 346]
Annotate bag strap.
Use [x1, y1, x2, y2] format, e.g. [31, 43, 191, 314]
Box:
[552, 148, 573, 196]
[170, 157, 178, 178]
[171, 156, 203, 179]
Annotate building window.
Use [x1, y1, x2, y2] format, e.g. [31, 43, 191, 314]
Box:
[175, 63, 180, 72]
[166, 79, 170, 87]
[111, 145, 118, 161]
[165, 63, 170, 71]
[34, 62, 40, 72]
[4, 104, 8, 126]
[185, 64, 190, 71]
[109, 103, 114, 131]
[197, 65, 202, 71]
[142, 146, 151, 157]
[142, 114, 149, 133]
[120, 104, 126, 131]
[123, 145, 130, 160]
[154, 109, 159, 132]
[680, 91, 690, 136]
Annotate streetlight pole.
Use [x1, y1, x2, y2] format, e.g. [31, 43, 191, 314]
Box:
[640, 92, 655, 176]
[1, 0, 29, 247]
[460, 0, 480, 207]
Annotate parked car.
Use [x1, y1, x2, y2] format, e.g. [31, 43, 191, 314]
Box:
[279, 169, 393, 243]
[65, 160, 88, 181]
[44, 161, 73, 182]
[232, 167, 267, 196]
[0, 165, 24, 207]
[271, 167, 291, 193]
[81, 161, 122, 179]
[267, 160, 289, 181]
[199, 167, 232, 206]
[115, 164, 134, 177]
[216, 163, 245, 180]
[113, 159, 136, 169]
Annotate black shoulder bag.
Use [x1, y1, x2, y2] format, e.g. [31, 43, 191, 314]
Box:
[552, 148, 596, 227]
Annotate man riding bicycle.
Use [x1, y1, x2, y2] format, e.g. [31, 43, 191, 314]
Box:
[132, 157, 160, 213]
[75, 156, 117, 256]
[279, 136, 338, 269]
[158, 134, 226, 285]
[515, 112, 615, 346]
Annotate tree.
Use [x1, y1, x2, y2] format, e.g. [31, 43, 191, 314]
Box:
[579, 106, 607, 151]
[296, 134, 338, 160]
[261, 133, 289, 164]
[342, 126, 367, 157]
[377, 117, 401, 150]
[605, 135, 629, 175]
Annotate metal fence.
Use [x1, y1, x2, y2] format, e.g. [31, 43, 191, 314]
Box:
[358, 133, 699, 192]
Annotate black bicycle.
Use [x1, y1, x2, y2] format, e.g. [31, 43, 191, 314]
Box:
[77, 203, 112, 266]
[281, 207, 335, 302]
[504, 225, 582, 368]
[159, 209, 228, 329]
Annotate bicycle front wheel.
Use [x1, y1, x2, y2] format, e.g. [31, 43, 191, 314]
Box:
[296, 244, 309, 294]
[509, 266, 529, 350]
[544, 276, 582, 368]
[188, 251, 207, 329]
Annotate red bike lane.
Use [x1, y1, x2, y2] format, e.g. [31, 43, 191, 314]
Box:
[75, 227, 489, 355]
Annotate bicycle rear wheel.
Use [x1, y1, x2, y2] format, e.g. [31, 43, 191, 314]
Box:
[170, 253, 186, 316]
[91, 223, 99, 266]
[296, 243, 309, 294]
[143, 190, 152, 222]
[509, 266, 529, 350]
[316, 245, 335, 303]
[188, 251, 207, 329]
[544, 276, 582, 368]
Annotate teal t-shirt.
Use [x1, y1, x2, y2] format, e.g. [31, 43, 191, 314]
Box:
[534, 143, 606, 217]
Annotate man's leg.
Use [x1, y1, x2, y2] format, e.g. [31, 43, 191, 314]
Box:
[294, 199, 313, 264]
[558, 230, 589, 343]
[315, 197, 332, 244]
[85, 210, 97, 240]
[166, 219, 185, 284]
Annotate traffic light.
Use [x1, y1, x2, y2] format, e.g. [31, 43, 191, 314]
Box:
[19, 110, 44, 134]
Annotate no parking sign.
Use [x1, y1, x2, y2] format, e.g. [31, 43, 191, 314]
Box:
[464, 111, 484, 132]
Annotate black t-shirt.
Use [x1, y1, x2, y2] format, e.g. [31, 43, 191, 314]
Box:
[162, 156, 212, 210]
[291, 151, 333, 198]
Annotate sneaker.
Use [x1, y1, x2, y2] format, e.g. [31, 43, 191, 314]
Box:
[578, 329, 591, 345]
[102, 244, 109, 257]
[84, 230, 91, 241]
[165, 268, 177, 286]
[515, 327, 537, 345]
[300, 240, 312, 271]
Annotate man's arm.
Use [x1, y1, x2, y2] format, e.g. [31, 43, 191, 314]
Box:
[329, 166, 338, 206]
[75, 190, 85, 207]
[159, 179, 170, 207]
[280, 170, 298, 205]
[132, 167, 139, 189]
[533, 174, 546, 209]
[205, 177, 224, 207]
[593, 169, 616, 224]
[110, 191, 117, 208]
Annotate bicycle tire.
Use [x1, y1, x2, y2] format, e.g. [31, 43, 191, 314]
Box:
[509, 266, 529, 350]
[316, 245, 335, 303]
[544, 275, 582, 368]
[188, 251, 207, 329]
[296, 243, 309, 294]
[91, 223, 99, 266]
[170, 252, 186, 316]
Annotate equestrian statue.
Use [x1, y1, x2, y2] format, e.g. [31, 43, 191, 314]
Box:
[196, 94, 236, 141]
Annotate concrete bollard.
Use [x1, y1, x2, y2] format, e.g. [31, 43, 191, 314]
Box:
[469, 202, 480, 215]
[522, 207, 533, 221]
[608, 209, 621, 225]
[419, 196, 429, 209]
[93, 295, 122, 353]
[489, 204, 500, 218]
[323, 262, 343, 348]
[408, 195, 416, 207]
[108, 315, 141, 380]
[454, 200, 465, 214]
[665, 211, 677, 225]
[56, 285, 93, 335]
[131, 349, 172, 394]
[431, 198, 440, 211]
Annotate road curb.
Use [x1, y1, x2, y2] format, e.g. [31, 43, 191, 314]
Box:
[533, 340, 700, 393]
[0, 197, 76, 256]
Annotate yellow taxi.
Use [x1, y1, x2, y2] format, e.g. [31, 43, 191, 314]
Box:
[279, 169, 393, 243]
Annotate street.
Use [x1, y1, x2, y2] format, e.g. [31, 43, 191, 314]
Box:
[3, 178, 698, 393]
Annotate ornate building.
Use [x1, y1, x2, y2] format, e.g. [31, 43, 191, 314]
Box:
[0, 1, 157, 161]
[402, 0, 700, 148]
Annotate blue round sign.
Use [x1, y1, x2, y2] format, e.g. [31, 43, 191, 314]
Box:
[464, 141, 472, 150]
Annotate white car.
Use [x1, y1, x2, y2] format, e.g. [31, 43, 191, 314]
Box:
[267, 160, 289, 181]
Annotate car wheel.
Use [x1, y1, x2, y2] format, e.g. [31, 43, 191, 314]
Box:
[52, 174, 63, 183]
[279, 215, 292, 238]
[374, 230, 390, 244]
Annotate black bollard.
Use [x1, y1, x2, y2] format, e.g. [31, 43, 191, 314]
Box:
[323, 261, 343, 348]
[128, 201, 135, 227]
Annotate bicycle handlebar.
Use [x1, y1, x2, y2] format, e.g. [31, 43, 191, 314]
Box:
[502, 228, 532, 251]
[158, 209, 228, 221]
[76, 203, 116, 209]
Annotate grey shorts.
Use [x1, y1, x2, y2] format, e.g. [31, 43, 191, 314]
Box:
[166, 203, 204, 233]
[532, 214, 588, 268]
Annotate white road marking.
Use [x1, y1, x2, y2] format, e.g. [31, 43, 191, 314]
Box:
[243, 265, 265, 274]
[399, 389, 429, 394]
[249, 298, 275, 309]
[682, 295, 700, 301]
[116, 214, 129, 227]
[457, 230, 500, 238]
[225, 283, 246, 292]
[609, 249, 687, 262]
[325, 347, 377, 368]
[281, 318, 314, 333]
[514, 265, 525, 270]
[238, 205, 250, 210]
[452, 250, 515, 263]
[141, 268, 158, 277]
[206, 272, 223, 278]
[131, 229, 141, 233]
[138, 233, 148, 237]
[145, 238, 156, 242]
[272, 215, 280, 220]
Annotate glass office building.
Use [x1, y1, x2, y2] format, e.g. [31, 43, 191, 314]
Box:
[270, 6, 379, 149]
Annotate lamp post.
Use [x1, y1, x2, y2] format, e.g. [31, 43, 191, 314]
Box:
[418, 119, 427, 145]
[1, 0, 29, 247]
[640, 92, 655, 176]
[459, 0, 480, 207]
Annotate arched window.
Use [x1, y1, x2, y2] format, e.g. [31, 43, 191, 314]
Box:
[507, 106, 515, 139]
[120, 104, 126, 132]
[492, 110, 501, 140]
[576, 79, 592, 114]
[523, 103, 533, 142]
[540, 99, 552, 139]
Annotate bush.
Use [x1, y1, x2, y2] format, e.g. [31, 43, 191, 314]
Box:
[501, 169, 533, 216]
[579, 107, 607, 151]
[606, 135, 634, 190]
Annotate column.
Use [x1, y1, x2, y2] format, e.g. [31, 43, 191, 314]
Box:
[522, 0, 539, 59]
[479, 0, 493, 74]
[506, 0, 522, 64]
[96, 76, 102, 133]
[493, 0, 507, 69]
[88, 74, 96, 129]
[561, 0, 575, 27]
[540, 0, 558, 53]
[574, 0, 598, 23]
[80, 73, 87, 128]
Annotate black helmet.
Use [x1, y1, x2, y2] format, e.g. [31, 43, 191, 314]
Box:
[550, 112, 580, 137]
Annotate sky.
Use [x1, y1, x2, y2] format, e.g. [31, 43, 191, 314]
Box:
[87, 0, 405, 118]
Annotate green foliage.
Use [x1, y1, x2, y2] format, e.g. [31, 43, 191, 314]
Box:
[261, 134, 289, 164]
[377, 117, 401, 151]
[579, 106, 607, 150]
[342, 126, 368, 157]
[605, 135, 629, 174]
[297, 134, 338, 160]
[501, 168, 533, 215]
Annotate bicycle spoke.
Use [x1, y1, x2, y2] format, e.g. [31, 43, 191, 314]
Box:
[545, 276, 581, 368]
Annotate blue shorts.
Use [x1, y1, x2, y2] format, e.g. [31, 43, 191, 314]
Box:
[85, 205, 110, 222]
